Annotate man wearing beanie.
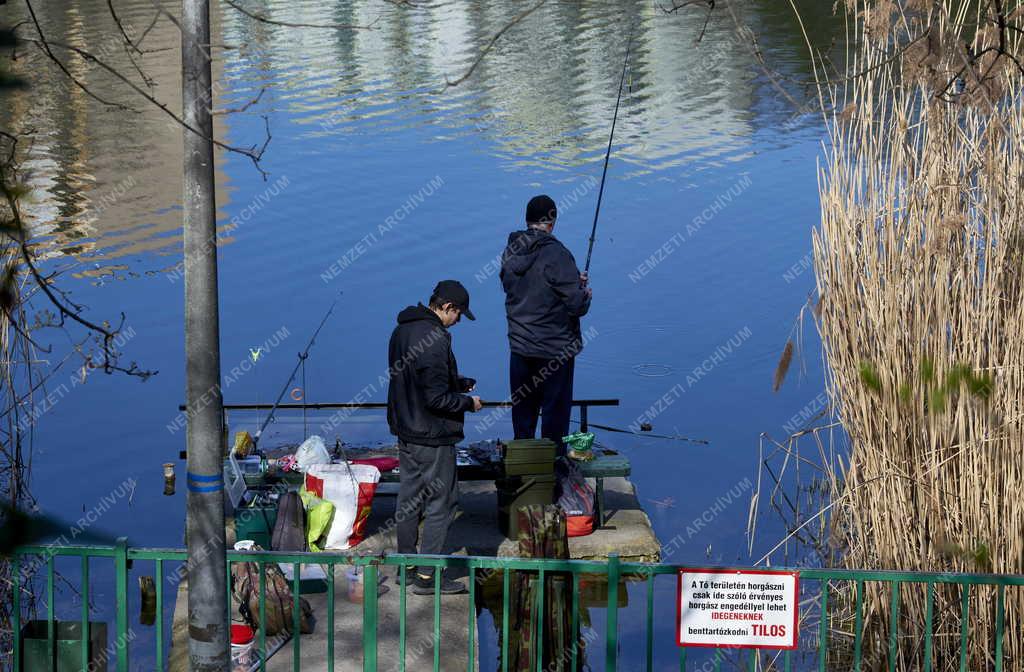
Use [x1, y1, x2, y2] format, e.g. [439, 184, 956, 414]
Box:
[500, 195, 592, 455]
[387, 280, 483, 595]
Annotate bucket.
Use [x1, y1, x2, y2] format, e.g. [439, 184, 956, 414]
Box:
[230, 624, 255, 668]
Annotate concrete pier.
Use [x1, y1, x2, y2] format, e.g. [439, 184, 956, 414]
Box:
[169, 471, 660, 670]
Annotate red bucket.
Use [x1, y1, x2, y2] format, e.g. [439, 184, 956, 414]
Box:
[231, 624, 254, 646]
[231, 624, 256, 667]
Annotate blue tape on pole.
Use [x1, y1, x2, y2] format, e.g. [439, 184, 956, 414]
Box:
[186, 471, 224, 493]
[187, 482, 224, 493]
[186, 472, 223, 483]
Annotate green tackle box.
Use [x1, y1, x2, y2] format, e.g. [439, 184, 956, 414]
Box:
[233, 501, 277, 550]
[496, 473, 556, 539]
[501, 439, 557, 476]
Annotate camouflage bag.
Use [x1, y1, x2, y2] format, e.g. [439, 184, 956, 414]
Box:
[231, 556, 314, 637]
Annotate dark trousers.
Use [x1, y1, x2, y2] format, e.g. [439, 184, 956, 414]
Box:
[509, 353, 575, 455]
[396, 440, 457, 574]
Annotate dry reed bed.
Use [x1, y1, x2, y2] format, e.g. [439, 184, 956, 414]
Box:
[811, 1, 1024, 669]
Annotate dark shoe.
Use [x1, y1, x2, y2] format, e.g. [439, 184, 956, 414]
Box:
[395, 565, 417, 585]
[410, 572, 467, 595]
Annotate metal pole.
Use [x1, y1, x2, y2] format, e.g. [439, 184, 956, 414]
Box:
[182, 0, 228, 668]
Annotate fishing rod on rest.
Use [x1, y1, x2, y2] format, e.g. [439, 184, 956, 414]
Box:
[570, 418, 709, 445]
[584, 26, 635, 274]
[252, 293, 341, 451]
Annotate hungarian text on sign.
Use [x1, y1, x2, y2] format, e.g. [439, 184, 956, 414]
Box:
[677, 569, 798, 649]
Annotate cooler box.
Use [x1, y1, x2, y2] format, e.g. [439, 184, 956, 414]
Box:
[496, 473, 556, 538]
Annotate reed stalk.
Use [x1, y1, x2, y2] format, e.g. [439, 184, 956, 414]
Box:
[810, 1, 1024, 668]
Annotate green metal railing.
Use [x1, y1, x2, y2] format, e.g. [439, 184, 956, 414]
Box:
[7, 542, 1023, 671]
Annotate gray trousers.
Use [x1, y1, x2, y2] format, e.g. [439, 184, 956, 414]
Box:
[396, 440, 457, 571]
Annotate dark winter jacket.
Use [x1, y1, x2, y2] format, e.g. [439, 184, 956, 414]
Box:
[387, 304, 474, 447]
[500, 228, 591, 359]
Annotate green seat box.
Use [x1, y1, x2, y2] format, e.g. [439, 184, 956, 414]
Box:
[21, 620, 108, 672]
[234, 502, 278, 550]
[502, 439, 557, 477]
[497, 474, 556, 538]
[279, 563, 329, 595]
[503, 460, 554, 476]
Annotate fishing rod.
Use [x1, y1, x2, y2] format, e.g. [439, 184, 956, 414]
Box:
[571, 418, 709, 445]
[584, 27, 635, 274]
[252, 292, 341, 449]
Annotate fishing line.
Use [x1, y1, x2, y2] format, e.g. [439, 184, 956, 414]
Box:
[584, 25, 635, 274]
[253, 292, 342, 449]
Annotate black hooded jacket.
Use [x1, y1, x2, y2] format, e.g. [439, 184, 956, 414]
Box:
[500, 228, 591, 359]
[387, 304, 474, 446]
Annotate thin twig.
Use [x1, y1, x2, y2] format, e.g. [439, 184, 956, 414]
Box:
[23, 0, 132, 111]
[14, 34, 272, 177]
[441, 0, 547, 90]
[221, 0, 377, 30]
[213, 87, 266, 116]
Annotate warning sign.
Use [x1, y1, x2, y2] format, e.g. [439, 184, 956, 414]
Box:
[677, 569, 799, 649]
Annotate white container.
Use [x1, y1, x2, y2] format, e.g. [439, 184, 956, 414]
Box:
[346, 566, 363, 603]
[230, 624, 256, 668]
[231, 639, 255, 668]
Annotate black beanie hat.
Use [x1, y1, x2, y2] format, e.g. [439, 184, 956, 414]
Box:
[526, 195, 557, 225]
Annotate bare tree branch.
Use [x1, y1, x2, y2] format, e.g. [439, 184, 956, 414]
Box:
[213, 87, 266, 115]
[107, 0, 144, 55]
[14, 33, 272, 177]
[441, 0, 546, 91]
[23, 0, 132, 111]
[221, 0, 378, 30]
[0, 157, 155, 379]
[658, 0, 715, 42]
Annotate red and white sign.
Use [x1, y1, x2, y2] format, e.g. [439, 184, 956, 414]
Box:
[677, 569, 799, 649]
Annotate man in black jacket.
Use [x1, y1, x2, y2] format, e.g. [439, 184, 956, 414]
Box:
[387, 280, 482, 595]
[500, 195, 592, 455]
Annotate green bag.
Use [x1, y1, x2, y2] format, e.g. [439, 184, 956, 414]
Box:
[300, 488, 335, 552]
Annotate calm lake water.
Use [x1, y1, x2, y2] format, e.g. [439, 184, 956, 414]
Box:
[3, 0, 842, 668]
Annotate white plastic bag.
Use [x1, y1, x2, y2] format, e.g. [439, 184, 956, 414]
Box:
[304, 464, 381, 549]
[293, 435, 330, 472]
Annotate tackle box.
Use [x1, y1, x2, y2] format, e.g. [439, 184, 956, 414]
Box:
[501, 438, 557, 476]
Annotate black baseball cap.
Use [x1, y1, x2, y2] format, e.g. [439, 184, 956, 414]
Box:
[432, 280, 475, 320]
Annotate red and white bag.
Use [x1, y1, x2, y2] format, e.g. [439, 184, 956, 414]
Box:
[304, 464, 381, 549]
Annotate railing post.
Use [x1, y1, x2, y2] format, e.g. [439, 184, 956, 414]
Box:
[580, 404, 589, 433]
[12, 555, 20, 672]
[363, 563, 379, 672]
[115, 537, 129, 671]
[606, 553, 620, 672]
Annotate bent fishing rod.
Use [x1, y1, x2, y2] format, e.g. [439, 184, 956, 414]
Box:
[253, 292, 341, 449]
[584, 27, 635, 274]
